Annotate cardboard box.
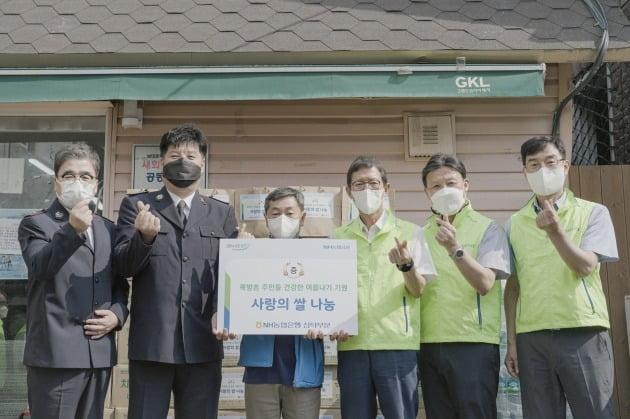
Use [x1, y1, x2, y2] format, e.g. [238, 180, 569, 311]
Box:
[114, 407, 174, 419]
[103, 407, 115, 419]
[319, 408, 342, 419]
[111, 365, 130, 407]
[222, 336, 242, 367]
[218, 411, 246, 418]
[104, 376, 112, 408]
[320, 366, 340, 408]
[116, 318, 130, 364]
[323, 337, 337, 365]
[218, 367, 246, 410]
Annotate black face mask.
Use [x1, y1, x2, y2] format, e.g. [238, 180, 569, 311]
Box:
[163, 158, 202, 188]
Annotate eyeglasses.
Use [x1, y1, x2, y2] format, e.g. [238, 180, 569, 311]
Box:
[351, 179, 382, 191]
[524, 157, 565, 173]
[59, 173, 96, 183]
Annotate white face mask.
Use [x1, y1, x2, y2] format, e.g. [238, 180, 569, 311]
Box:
[526, 165, 565, 196]
[267, 214, 301, 238]
[0, 305, 8, 319]
[430, 187, 465, 216]
[57, 180, 96, 209]
[352, 189, 384, 215]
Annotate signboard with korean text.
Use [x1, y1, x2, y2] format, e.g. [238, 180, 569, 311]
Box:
[217, 238, 357, 335]
[0, 209, 35, 279]
[131, 144, 207, 189]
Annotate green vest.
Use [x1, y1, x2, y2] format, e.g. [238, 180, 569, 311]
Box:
[510, 190, 608, 333]
[422, 205, 502, 344]
[333, 211, 421, 350]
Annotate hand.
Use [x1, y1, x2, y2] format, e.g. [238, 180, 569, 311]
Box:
[237, 223, 255, 239]
[536, 200, 561, 234]
[212, 312, 236, 340]
[388, 237, 412, 265]
[435, 215, 460, 254]
[305, 329, 324, 340]
[134, 201, 161, 244]
[504, 343, 519, 378]
[329, 330, 350, 342]
[84, 309, 120, 340]
[69, 198, 94, 234]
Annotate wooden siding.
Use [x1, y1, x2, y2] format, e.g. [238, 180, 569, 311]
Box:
[110, 64, 564, 227]
[569, 166, 630, 419]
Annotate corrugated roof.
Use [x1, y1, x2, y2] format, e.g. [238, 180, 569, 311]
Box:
[0, 0, 629, 64]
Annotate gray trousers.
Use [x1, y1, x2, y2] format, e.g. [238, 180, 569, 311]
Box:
[516, 328, 615, 419]
[27, 366, 111, 419]
[244, 383, 321, 419]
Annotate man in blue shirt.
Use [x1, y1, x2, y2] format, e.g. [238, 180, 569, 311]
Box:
[238, 187, 325, 419]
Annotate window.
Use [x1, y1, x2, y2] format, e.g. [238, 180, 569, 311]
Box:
[0, 114, 107, 414]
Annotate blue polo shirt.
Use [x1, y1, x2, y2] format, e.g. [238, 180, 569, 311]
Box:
[242, 335, 296, 386]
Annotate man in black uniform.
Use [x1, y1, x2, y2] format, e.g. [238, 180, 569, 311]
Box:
[115, 124, 238, 419]
[18, 143, 129, 419]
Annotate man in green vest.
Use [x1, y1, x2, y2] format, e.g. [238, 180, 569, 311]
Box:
[331, 155, 436, 419]
[419, 154, 510, 419]
[504, 136, 618, 419]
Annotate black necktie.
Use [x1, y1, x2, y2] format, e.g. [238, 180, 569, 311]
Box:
[177, 200, 187, 225]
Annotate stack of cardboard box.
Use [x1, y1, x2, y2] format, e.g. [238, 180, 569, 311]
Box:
[109, 327, 425, 418]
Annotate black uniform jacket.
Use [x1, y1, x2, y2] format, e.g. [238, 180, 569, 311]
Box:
[114, 187, 237, 364]
[18, 199, 129, 369]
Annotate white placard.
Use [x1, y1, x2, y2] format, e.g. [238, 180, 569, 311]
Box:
[218, 239, 358, 335]
[303, 192, 335, 219]
[0, 158, 24, 194]
[132, 144, 207, 189]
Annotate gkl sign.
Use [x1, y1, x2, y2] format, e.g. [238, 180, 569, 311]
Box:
[455, 76, 492, 94]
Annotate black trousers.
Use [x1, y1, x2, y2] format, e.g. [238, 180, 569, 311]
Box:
[419, 342, 499, 419]
[128, 359, 222, 419]
[27, 366, 111, 419]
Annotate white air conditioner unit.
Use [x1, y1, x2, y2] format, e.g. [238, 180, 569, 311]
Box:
[404, 113, 456, 160]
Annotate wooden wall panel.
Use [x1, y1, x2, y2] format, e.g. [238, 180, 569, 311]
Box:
[111, 64, 561, 227]
[570, 165, 630, 419]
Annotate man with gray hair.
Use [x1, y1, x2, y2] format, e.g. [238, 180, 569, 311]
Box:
[331, 156, 436, 419]
[238, 187, 325, 419]
[18, 143, 129, 419]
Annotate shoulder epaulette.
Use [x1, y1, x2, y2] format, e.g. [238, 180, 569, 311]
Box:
[207, 195, 230, 205]
[24, 209, 46, 218]
[127, 189, 150, 196]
